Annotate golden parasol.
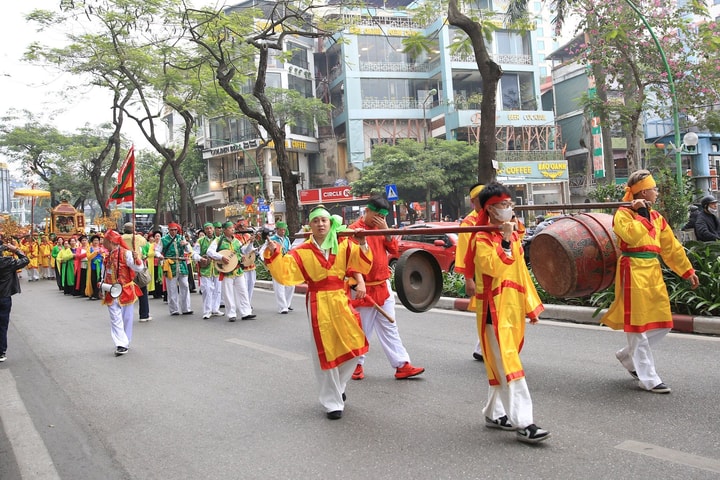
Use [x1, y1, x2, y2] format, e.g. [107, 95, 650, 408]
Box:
[13, 187, 51, 235]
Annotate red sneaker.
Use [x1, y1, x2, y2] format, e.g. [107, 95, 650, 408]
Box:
[352, 364, 364, 380]
[395, 362, 425, 379]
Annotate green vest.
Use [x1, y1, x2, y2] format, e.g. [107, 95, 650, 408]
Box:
[198, 236, 218, 277]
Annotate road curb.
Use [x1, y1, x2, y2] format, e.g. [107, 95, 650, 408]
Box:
[255, 280, 719, 335]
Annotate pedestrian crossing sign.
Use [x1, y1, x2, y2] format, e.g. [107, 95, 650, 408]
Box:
[385, 184, 399, 201]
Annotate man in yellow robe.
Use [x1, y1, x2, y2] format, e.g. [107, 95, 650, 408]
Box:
[601, 170, 698, 393]
[264, 206, 372, 420]
[466, 182, 549, 444]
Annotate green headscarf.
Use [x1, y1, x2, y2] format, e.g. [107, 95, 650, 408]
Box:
[309, 207, 346, 254]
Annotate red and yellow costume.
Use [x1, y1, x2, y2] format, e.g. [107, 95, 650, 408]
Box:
[101, 247, 142, 306]
[470, 227, 543, 385]
[264, 236, 372, 369]
[601, 207, 694, 332]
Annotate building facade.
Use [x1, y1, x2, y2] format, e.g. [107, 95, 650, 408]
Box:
[192, 0, 568, 225]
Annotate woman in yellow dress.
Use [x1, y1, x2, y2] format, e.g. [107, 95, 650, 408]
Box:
[264, 206, 372, 420]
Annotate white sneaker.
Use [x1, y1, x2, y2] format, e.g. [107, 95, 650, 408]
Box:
[212, 311, 224, 317]
[202, 313, 211, 319]
[139, 317, 151, 322]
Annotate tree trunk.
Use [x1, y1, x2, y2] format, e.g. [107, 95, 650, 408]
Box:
[448, 0, 502, 185]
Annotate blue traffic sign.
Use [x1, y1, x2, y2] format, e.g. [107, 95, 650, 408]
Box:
[385, 184, 399, 201]
[244, 195, 254, 205]
[259, 204, 270, 212]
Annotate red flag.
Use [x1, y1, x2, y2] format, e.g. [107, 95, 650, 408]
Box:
[106, 146, 135, 207]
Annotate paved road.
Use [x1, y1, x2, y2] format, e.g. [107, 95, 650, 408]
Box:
[2, 279, 720, 479]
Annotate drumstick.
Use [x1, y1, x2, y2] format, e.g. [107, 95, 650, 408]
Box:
[350, 284, 395, 323]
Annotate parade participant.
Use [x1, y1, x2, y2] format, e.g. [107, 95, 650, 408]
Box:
[74, 235, 89, 297]
[21, 234, 40, 282]
[101, 229, 145, 356]
[206, 222, 255, 321]
[264, 206, 372, 420]
[347, 196, 424, 381]
[234, 217, 258, 315]
[0, 238, 30, 362]
[87, 234, 106, 300]
[694, 195, 720, 242]
[57, 237, 78, 295]
[51, 237, 64, 291]
[160, 223, 193, 316]
[123, 223, 151, 322]
[602, 170, 699, 393]
[192, 222, 223, 319]
[268, 221, 295, 314]
[149, 231, 164, 299]
[38, 234, 53, 279]
[455, 183, 485, 362]
[184, 230, 197, 294]
[465, 182, 550, 444]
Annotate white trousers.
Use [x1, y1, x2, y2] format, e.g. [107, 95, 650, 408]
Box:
[108, 300, 134, 348]
[615, 328, 669, 390]
[244, 269, 256, 302]
[272, 278, 295, 312]
[221, 275, 251, 319]
[211, 276, 222, 312]
[354, 285, 409, 368]
[27, 268, 40, 281]
[199, 275, 220, 316]
[481, 326, 534, 429]
[166, 275, 191, 314]
[307, 310, 355, 412]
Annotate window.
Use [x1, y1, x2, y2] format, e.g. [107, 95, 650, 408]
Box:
[501, 73, 536, 110]
[288, 74, 313, 98]
[494, 31, 530, 56]
[287, 44, 309, 70]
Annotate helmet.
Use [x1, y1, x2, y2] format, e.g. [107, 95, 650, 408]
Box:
[700, 196, 718, 209]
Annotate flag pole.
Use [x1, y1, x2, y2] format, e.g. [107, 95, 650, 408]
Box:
[131, 145, 136, 251]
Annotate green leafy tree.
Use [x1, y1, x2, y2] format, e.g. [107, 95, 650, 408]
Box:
[351, 139, 477, 221]
[27, 0, 213, 225]
[183, 1, 336, 235]
[570, 0, 712, 173]
[0, 112, 113, 211]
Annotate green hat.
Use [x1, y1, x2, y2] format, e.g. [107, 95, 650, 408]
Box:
[213, 222, 222, 228]
[203, 222, 214, 228]
[276, 221, 287, 229]
[223, 221, 234, 229]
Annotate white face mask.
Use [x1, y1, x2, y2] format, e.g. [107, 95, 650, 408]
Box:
[492, 206, 513, 222]
[710, 207, 718, 215]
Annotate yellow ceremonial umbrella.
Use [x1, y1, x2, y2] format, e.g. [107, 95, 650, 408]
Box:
[13, 188, 51, 235]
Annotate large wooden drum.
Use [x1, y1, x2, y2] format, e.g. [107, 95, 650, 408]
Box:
[529, 213, 619, 298]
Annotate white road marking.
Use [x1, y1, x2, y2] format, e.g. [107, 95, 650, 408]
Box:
[225, 338, 308, 361]
[616, 440, 720, 473]
[0, 370, 61, 480]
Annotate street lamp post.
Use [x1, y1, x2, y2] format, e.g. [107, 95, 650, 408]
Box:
[422, 88, 438, 149]
[623, 0, 683, 186]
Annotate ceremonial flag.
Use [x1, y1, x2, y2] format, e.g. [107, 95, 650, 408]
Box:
[106, 146, 135, 207]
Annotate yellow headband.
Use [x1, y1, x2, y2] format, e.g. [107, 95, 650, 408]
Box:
[470, 185, 484, 200]
[622, 176, 656, 201]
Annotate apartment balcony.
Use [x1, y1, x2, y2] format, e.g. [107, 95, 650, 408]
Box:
[194, 181, 228, 206]
[362, 97, 423, 109]
[359, 61, 431, 73]
[451, 52, 533, 66]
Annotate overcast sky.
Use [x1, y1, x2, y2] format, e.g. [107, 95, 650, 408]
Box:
[0, 2, 111, 134]
[0, 1, 158, 181]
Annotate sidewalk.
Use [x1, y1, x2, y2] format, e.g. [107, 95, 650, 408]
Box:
[255, 280, 720, 336]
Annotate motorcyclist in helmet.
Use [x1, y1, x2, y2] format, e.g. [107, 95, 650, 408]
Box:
[694, 196, 720, 242]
